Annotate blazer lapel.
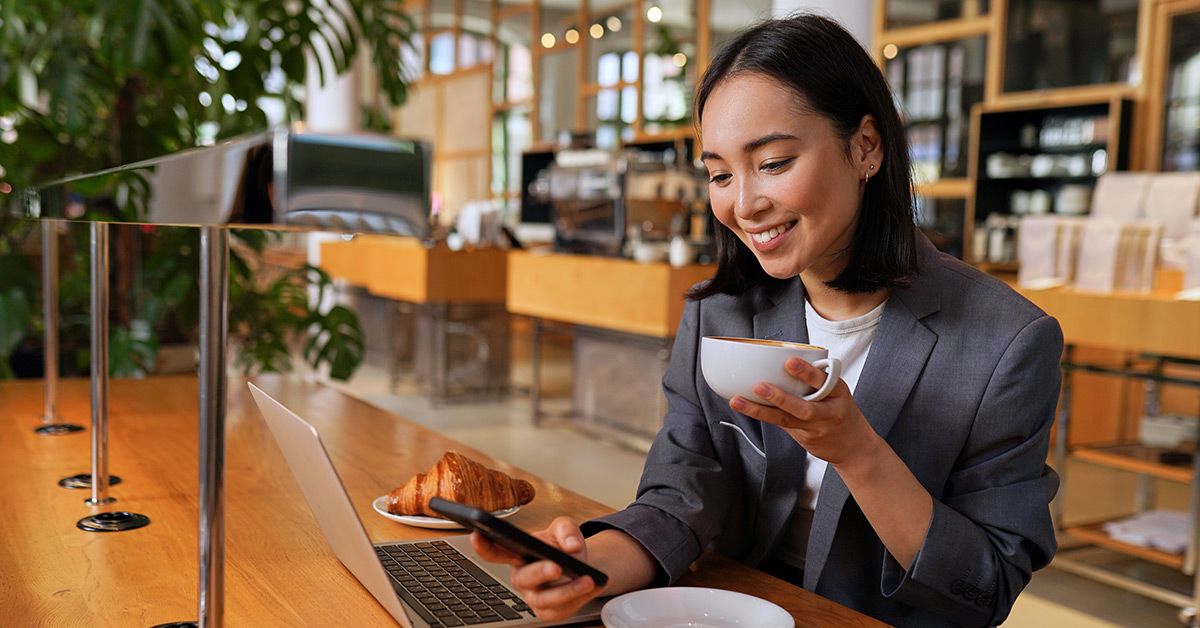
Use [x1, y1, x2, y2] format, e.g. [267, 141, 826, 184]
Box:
[745, 278, 811, 566]
[804, 239, 942, 589]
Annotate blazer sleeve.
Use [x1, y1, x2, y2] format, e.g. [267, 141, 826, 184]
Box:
[879, 314, 1063, 627]
[579, 297, 734, 584]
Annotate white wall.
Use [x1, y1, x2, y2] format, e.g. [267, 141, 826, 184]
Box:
[771, 0, 873, 51]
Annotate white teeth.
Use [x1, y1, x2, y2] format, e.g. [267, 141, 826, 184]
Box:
[751, 223, 792, 244]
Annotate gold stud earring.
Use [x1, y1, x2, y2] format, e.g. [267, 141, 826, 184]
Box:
[864, 164, 875, 183]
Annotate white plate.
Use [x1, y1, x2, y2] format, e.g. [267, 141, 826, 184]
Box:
[371, 496, 520, 530]
[601, 587, 794, 628]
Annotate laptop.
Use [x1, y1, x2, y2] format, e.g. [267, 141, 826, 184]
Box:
[247, 382, 605, 627]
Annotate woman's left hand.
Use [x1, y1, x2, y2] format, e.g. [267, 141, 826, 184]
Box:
[730, 357, 880, 466]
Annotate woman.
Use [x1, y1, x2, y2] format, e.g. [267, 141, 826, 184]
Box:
[475, 14, 1062, 627]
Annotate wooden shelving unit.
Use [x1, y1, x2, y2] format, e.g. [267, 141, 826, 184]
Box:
[1073, 443, 1194, 484]
[1051, 350, 1200, 614]
[1065, 521, 1187, 570]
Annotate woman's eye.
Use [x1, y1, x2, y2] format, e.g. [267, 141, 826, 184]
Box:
[762, 158, 794, 172]
[709, 173, 731, 184]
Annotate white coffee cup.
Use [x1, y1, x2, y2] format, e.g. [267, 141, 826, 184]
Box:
[700, 336, 844, 405]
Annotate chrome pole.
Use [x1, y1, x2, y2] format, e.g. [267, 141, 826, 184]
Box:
[42, 220, 59, 421]
[85, 222, 115, 507]
[74, 222, 147, 531]
[36, 221, 83, 435]
[198, 226, 229, 628]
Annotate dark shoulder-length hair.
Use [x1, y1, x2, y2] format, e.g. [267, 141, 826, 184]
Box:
[689, 13, 918, 300]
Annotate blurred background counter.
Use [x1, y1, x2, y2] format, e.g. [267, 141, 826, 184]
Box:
[319, 236, 510, 401]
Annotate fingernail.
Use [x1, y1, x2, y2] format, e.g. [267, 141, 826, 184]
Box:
[543, 563, 555, 576]
[754, 383, 771, 397]
[786, 358, 802, 370]
[731, 397, 745, 410]
[574, 578, 592, 592]
[565, 536, 581, 550]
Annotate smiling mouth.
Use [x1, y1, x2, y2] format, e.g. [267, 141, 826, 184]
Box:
[748, 221, 797, 245]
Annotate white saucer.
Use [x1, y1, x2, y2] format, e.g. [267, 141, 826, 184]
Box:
[371, 496, 520, 529]
[601, 587, 794, 628]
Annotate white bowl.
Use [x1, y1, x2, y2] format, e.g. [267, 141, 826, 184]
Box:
[601, 587, 794, 628]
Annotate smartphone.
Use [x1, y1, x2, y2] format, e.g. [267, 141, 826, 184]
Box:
[428, 497, 609, 588]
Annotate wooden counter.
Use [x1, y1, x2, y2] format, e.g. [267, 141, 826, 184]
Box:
[1012, 284, 1200, 359]
[0, 376, 881, 626]
[320, 236, 508, 304]
[506, 250, 714, 338]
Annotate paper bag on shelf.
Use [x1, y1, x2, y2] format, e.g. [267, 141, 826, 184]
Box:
[1074, 219, 1123, 293]
[1092, 172, 1153, 221]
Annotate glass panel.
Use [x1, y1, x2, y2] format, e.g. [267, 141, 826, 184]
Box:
[587, 5, 635, 86]
[1162, 12, 1200, 171]
[495, 8, 533, 103]
[461, 0, 494, 69]
[884, 35, 986, 183]
[492, 107, 533, 195]
[586, 95, 622, 149]
[1003, 0, 1139, 92]
[539, 50, 580, 143]
[915, 196, 966, 258]
[643, 0, 697, 133]
[402, 32, 426, 82]
[886, 0, 989, 30]
[430, 31, 456, 75]
[709, 0, 772, 63]
[429, 0, 456, 29]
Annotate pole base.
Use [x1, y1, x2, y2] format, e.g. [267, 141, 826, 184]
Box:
[76, 511, 150, 532]
[35, 423, 85, 435]
[149, 623, 198, 628]
[58, 474, 122, 489]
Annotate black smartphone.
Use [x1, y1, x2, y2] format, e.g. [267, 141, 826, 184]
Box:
[428, 497, 609, 588]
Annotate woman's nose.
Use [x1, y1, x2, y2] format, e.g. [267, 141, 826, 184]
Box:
[734, 178, 770, 220]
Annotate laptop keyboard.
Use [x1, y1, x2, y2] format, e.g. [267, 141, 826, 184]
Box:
[375, 540, 534, 627]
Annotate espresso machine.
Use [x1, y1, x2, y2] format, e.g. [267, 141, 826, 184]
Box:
[525, 145, 708, 258]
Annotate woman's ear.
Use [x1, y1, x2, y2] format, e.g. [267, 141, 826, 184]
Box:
[853, 114, 884, 176]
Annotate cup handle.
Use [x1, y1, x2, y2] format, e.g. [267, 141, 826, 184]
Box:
[802, 357, 843, 402]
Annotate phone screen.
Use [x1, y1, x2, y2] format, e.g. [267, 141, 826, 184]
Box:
[428, 497, 609, 588]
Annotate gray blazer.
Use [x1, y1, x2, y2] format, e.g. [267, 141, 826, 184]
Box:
[581, 235, 1063, 627]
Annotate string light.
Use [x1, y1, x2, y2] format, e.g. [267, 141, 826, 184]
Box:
[883, 44, 899, 59]
[565, 28, 580, 44]
[541, 33, 556, 48]
[647, 6, 663, 23]
[606, 16, 622, 32]
[590, 24, 604, 39]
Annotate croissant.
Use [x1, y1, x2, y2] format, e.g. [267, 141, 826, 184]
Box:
[386, 451, 536, 517]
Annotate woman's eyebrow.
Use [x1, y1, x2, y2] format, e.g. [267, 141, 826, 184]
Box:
[743, 133, 799, 153]
[700, 132, 800, 163]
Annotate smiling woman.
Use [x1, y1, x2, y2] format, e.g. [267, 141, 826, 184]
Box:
[471, 14, 1064, 628]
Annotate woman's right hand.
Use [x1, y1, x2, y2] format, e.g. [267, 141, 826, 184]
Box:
[470, 516, 606, 621]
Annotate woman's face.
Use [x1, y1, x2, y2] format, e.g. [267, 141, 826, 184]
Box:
[700, 73, 879, 280]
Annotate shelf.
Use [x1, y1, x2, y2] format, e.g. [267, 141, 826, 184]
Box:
[915, 178, 972, 198]
[974, 261, 1019, 273]
[978, 175, 1097, 184]
[1072, 443, 1194, 483]
[979, 143, 1108, 156]
[1065, 521, 1185, 570]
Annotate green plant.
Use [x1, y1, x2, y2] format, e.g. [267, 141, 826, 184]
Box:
[0, 0, 417, 380]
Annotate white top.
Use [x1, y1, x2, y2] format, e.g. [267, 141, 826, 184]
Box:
[776, 298, 886, 569]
